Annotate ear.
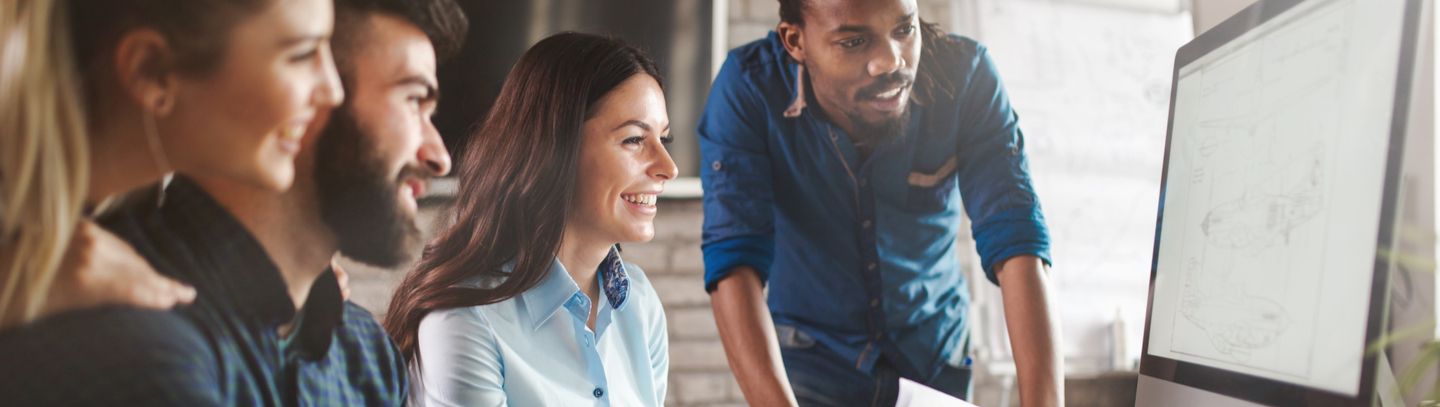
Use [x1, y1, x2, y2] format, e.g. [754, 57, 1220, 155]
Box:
[777, 22, 807, 65]
[112, 29, 179, 117]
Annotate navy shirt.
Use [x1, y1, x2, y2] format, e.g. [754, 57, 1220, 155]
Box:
[0, 176, 408, 406]
[698, 31, 1051, 381]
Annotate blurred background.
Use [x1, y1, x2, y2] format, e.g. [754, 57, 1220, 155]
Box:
[339, 0, 1439, 405]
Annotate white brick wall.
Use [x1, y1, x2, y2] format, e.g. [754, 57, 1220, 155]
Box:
[630, 199, 747, 406]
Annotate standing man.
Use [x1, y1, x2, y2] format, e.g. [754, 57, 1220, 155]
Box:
[699, 0, 1062, 406]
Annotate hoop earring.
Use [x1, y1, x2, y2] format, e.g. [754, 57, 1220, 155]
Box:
[141, 109, 172, 174]
[142, 110, 173, 205]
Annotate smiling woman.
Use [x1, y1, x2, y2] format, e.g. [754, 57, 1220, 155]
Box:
[384, 32, 676, 406]
[0, 0, 348, 403]
[72, 0, 345, 195]
[1, 0, 344, 328]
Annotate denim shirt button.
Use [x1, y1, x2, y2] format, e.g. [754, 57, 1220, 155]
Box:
[867, 263, 877, 271]
[593, 388, 604, 398]
[862, 220, 872, 229]
[712, 160, 723, 171]
[870, 299, 879, 307]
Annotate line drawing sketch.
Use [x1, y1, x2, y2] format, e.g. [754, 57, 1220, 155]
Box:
[1200, 146, 1325, 251]
[1165, 0, 1351, 377]
[1180, 257, 1293, 362]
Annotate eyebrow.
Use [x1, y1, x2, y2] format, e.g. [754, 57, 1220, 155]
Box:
[834, 12, 917, 34]
[278, 34, 326, 47]
[614, 120, 655, 132]
[397, 75, 440, 102]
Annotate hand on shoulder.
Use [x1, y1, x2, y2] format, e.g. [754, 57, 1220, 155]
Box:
[33, 220, 196, 323]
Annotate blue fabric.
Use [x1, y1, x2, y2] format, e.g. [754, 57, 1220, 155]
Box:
[9, 175, 410, 407]
[413, 247, 668, 406]
[698, 32, 1051, 382]
[778, 324, 972, 407]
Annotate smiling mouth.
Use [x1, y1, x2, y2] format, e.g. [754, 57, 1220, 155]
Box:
[280, 121, 307, 142]
[622, 193, 656, 207]
[872, 86, 903, 99]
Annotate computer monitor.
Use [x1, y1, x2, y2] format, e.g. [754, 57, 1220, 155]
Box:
[1137, 0, 1424, 405]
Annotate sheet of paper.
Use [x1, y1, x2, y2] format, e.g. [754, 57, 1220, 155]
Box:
[895, 378, 978, 407]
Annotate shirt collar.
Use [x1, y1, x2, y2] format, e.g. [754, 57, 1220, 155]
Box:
[518, 246, 631, 329]
[160, 176, 343, 359]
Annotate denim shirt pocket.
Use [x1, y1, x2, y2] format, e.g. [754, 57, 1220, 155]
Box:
[906, 155, 958, 212]
[775, 324, 817, 349]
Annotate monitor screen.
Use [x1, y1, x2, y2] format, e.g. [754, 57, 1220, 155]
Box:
[1145, 0, 1411, 398]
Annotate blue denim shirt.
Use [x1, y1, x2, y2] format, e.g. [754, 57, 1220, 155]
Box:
[698, 32, 1051, 381]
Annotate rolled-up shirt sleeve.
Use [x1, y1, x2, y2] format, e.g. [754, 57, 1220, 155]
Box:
[699, 54, 778, 293]
[953, 44, 1052, 285]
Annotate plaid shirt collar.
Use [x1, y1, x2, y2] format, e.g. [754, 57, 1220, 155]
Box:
[161, 175, 344, 359]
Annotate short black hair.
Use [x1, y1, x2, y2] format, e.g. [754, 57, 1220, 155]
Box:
[332, 0, 469, 65]
[779, 0, 806, 25]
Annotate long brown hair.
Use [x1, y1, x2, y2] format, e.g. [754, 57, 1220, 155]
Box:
[384, 32, 662, 364]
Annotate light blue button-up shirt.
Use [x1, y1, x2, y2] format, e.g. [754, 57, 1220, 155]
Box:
[413, 248, 668, 406]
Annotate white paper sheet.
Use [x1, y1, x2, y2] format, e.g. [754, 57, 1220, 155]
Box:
[895, 378, 978, 407]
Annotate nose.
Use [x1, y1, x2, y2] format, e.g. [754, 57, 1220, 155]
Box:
[313, 44, 345, 108]
[649, 138, 678, 181]
[867, 39, 904, 77]
[417, 119, 452, 177]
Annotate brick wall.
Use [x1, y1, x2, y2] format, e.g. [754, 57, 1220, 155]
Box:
[621, 199, 746, 406]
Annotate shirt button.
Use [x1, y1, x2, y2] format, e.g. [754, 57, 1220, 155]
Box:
[870, 299, 880, 307]
[712, 160, 723, 171]
[594, 388, 604, 398]
[859, 178, 868, 187]
[867, 263, 877, 271]
[862, 220, 872, 228]
[874, 332, 883, 340]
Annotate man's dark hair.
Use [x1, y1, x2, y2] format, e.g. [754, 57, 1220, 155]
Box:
[774, 0, 961, 107]
[332, 0, 469, 71]
[779, 0, 805, 25]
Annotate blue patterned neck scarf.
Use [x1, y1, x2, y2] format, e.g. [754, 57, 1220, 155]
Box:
[598, 246, 630, 309]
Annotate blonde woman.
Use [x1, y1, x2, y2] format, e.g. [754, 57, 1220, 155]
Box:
[0, 0, 201, 331]
[0, 0, 342, 402]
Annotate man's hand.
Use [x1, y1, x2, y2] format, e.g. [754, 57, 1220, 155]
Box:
[4, 220, 197, 330]
[711, 266, 800, 407]
[995, 255, 1063, 407]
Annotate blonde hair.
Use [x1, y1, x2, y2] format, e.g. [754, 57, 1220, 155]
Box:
[0, 0, 90, 323]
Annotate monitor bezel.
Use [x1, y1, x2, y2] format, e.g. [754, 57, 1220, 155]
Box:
[1137, 0, 1425, 405]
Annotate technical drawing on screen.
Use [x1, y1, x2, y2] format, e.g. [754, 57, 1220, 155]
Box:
[1145, 0, 1410, 397]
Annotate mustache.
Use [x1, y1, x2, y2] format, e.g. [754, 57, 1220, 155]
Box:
[855, 71, 915, 99]
[396, 165, 434, 188]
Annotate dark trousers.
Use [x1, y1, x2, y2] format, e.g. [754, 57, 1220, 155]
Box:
[777, 324, 972, 407]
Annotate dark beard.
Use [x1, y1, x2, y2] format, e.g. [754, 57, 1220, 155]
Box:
[846, 107, 910, 153]
[846, 71, 914, 153]
[313, 105, 424, 268]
